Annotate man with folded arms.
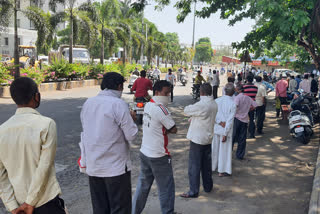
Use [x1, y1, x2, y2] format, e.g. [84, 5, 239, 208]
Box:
[0, 77, 65, 214]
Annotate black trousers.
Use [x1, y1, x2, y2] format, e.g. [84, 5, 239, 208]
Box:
[212, 86, 218, 99]
[232, 118, 248, 159]
[170, 85, 174, 102]
[188, 142, 213, 196]
[89, 172, 131, 214]
[34, 196, 66, 214]
[248, 110, 255, 137]
[256, 105, 266, 133]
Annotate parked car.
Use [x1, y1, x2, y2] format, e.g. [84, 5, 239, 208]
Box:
[272, 69, 298, 79]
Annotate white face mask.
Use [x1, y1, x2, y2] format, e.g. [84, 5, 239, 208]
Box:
[153, 96, 170, 107]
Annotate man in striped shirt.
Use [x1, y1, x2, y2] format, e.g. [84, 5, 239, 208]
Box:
[243, 75, 258, 138]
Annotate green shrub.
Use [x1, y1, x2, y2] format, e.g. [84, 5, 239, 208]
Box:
[20, 67, 45, 85]
[48, 58, 73, 79]
[0, 63, 12, 85]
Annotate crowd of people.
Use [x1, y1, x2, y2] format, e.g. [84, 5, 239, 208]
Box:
[0, 65, 318, 214]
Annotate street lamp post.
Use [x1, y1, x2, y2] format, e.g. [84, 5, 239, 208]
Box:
[191, 1, 196, 69]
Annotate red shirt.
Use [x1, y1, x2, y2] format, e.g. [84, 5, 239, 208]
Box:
[132, 77, 153, 97]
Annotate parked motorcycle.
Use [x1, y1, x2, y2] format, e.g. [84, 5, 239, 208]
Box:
[192, 84, 200, 100]
[289, 92, 314, 144]
[128, 74, 138, 94]
[132, 97, 148, 125]
[180, 71, 188, 86]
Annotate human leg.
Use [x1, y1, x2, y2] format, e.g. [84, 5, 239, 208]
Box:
[187, 141, 202, 196]
[248, 110, 255, 138]
[132, 152, 155, 214]
[236, 120, 248, 159]
[201, 144, 213, 192]
[105, 172, 132, 214]
[211, 135, 220, 172]
[89, 176, 110, 214]
[256, 106, 264, 134]
[152, 155, 175, 214]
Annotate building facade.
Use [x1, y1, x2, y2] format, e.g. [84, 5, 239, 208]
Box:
[0, 0, 65, 57]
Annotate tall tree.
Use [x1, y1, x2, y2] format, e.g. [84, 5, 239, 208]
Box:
[194, 37, 213, 63]
[0, 0, 20, 78]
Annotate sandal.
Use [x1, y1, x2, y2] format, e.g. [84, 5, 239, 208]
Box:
[219, 173, 231, 177]
[180, 192, 198, 198]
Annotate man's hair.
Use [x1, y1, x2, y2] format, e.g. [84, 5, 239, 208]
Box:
[168, 68, 172, 72]
[304, 74, 309, 79]
[213, 70, 217, 74]
[291, 75, 295, 79]
[238, 76, 243, 81]
[197, 70, 201, 74]
[256, 76, 262, 82]
[200, 83, 212, 96]
[225, 83, 235, 95]
[140, 70, 146, 77]
[311, 73, 315, 78]
[227, 77, 235, 83]
[154, 80, 171, 92]
[101, 72, 125, 90]
[297, 75, 301, 78]
[10, 77, 39, 105]
[246, 75, 254, 83]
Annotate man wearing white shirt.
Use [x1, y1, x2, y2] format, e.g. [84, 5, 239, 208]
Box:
[212, 83, 237, 176]
[152, 67, 161, 80]
[180, 83, 218, 198]
[165, 69, 176, 102]
[255, 76, 267, 134]
[133, 80, 177, 214]
[80, 72, 138, 214]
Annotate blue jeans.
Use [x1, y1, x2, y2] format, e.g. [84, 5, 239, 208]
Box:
[187, 141, 213, 196]
[232, 118, 248, 159]
[132, 152, 175, 214]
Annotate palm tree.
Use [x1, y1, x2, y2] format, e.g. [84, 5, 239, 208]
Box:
[49, 0, 96, 63]
[24, 7, 65, 55]
[0, 0, 20, 78]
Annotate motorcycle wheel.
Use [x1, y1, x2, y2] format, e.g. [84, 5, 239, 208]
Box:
[182, 82, 186, 86]
[136, 114, 143, 125]
[295, 133, 309, 144]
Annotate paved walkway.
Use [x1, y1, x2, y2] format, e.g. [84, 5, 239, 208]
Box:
[0, 73, 318, 213]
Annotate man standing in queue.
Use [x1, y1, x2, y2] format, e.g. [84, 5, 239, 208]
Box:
[133, 80, 177, 214]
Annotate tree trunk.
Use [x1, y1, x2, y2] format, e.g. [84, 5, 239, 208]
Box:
[69, 12, 73, 64]
[157, 55, 160, 67]
[100, 27, 104, 65]
[297, 39, 320, 70]
[122, 46, 126, 65]
[14, 1, 19, 79]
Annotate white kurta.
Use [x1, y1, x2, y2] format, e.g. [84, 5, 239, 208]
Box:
[212, 96, 237, 174]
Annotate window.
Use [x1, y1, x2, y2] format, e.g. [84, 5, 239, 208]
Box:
[4, 38, 8, 46]
[17, 19, 20, 28]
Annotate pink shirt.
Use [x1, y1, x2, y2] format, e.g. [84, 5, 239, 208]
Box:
[234, 93, 258, 123]
[276, 79, 288, 97]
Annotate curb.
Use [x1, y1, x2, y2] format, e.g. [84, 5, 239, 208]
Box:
[309, 144, 320, 214]
[0, 79, 101, 98]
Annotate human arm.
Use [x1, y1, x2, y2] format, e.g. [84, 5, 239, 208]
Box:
[158, 106, 177, 134]
[116, 102, 138, 142]
[131, 79, 137, 92]
[0, 159, 19, 212]
[222, 104, 237, 136]
[184, 102, 206, 117]
[24, 120, 57, 207]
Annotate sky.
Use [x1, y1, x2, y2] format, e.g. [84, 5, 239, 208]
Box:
[144, 1, 256, 47]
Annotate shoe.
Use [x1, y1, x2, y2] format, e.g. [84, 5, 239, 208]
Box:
[180, 192, 198, 198]
[257, 131, 264, 135]
[248, 135, 255, 139]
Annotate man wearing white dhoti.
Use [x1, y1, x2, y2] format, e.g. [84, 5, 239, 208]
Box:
[212, 83, 237, 177]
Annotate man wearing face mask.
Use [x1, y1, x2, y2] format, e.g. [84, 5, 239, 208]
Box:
[80, 72, 138, 214]
[133, 80, 177, 214]
[0, 77, 65, 214]
[180, 83, 218, 198]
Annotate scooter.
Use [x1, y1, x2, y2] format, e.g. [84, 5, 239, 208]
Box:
[128, 74, 138, 94]
[180, 71, 188, 86]
[289, 92, 314, 144]
[192, 84, 200, 100]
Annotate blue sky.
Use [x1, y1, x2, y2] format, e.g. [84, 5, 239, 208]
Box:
[144, 1, 256, 46]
